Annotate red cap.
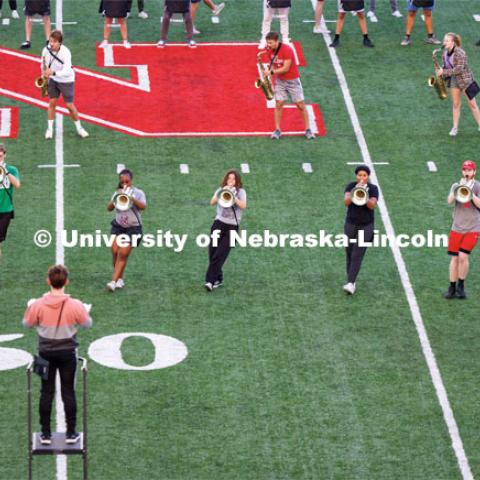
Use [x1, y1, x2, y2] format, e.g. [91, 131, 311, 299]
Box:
[462, 160, 476, 171]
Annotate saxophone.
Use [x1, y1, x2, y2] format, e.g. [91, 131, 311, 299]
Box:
[427, 48, 448, 100]
[254, 58, 274, 101]
[34, 53, 49, 97]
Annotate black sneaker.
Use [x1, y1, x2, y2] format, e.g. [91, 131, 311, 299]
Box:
[305, 128, 315, 140]
[40, 433, 51, 445]
[20, 41, 31, 49]
[476, 39, 480, 47]
[443, 286, 456, 299]
[363, 37, 374, 48]
[329, 38, 340, 48]
[456, 285, 467, 299]
[65, 432, 80, 444]
[271, 129, 281, 140]
[213, 280, 223, 289]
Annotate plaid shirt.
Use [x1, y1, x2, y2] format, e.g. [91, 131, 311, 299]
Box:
[442, 47, 475, 91]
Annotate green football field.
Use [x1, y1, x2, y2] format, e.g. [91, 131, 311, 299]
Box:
[1, 0, 480, 478]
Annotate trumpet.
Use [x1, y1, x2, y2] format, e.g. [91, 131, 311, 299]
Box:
[0, 164, 7, 183]
[454, 179, 474, 204]
[351, 185, 369, 206]
[428, 48, 448, 100]
[35, 54, 48, 97]
[255, 58, 274, 101]
[113, 187, 134, 211]
[217, 187, 236, 208]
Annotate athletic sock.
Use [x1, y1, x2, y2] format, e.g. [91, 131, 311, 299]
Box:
[450, 281, 456, 289]
[363, 34, 369, 39]
[47, 119, 54, 130]
[428, 33, 434, 38]
[74, 120, 82, 131]
[457, 279, 465, 288]
[333, 34, 340, 41]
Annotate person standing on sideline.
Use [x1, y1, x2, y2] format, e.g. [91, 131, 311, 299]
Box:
[259, 31, 315, 140]
[343, 164, 379, 295]
[20, 0, 51, 49]
[436, 33, 480, 137]
[329, 0, 374, 48]
[400, 0, 441, 46]
[366, 0, 402, 23]
[157, 0, 195, 48]
[106, 169, 146, 292]
[190, 0, 225, 35]
[444, 160, 480, 299]
[23, 265, 93, 445]
[0, 143, 20, 257]
[313, 0, 330, 34]
[204, 170, 246, 292]
[42, 31, 89, 140]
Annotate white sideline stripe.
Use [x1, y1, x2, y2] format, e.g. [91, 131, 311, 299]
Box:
[302, 163, 313, 173]
[2, 18, 10, 25]
[55, 1, 67, 478]
[38, 164, 80, 168]
[427, 161, 438, 172]
[117, 163, 126, 174]
[241, 163, 250, 173]
[0, 108, 12, 136]
[179, 163, 189, 174]
[473, 14, 480, 22]
[321, 21, 473, 480]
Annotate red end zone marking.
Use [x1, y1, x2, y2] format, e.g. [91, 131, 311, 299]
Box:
[0, 107, 19, 138]
[0, 44, 326, 138]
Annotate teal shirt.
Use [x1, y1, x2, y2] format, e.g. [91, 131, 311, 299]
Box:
[0, 165, 19, 213]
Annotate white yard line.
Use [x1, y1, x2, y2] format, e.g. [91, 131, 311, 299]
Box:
[320, 22, 473, 480]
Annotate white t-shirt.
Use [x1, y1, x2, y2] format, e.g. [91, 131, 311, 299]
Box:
[41, 44, 75, 83]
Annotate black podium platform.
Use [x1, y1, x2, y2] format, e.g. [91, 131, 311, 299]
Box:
[27, 357, 88, 480]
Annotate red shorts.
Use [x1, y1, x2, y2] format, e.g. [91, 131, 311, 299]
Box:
[448, 230, 479, 255]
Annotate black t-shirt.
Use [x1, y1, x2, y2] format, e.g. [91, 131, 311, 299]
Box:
[344, 181, 379, 225]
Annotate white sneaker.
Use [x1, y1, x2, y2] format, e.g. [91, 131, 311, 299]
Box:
[106, 281, 116, 291]
[99, 40, 108, 48]
[115, 278, 125, 289]
[123, 40, 131, 49]
[367, 11, 378, 22]
[188, 39, 197, 48]
[45, 128, 53, 140]
[204, 282, 213, 292]
[193, 26, 201, 35]
[258, 39, 266, 50]
[77, 127, 89, 138]
[313, 25, 330, 34]
[392, 10, 403, 18]
[449, 127, 458, 137]
[343, 282, 356, 295]
[138, 11, 148, 19]
[212, 2, 225, 16]
[11, 10, 20, 19]
[157, 39, 166, 48]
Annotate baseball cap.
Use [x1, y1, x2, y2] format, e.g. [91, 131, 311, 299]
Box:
[462, 160, 476, 170]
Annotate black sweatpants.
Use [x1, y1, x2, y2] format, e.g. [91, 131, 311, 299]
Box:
[205, 219, 238, 284]
[0, 0, 17, 10]
[39, 350, 77, 435]
[0, 211, 13, 243]
[344, 222, 374, 284]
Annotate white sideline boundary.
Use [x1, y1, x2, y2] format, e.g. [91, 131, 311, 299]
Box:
[317, 7, 473, 480]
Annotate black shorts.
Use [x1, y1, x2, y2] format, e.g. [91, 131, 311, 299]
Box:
[110, 220, 143, 246]
[103, 0, 129, 18]
[48, 79, 74, 103]
[165, 0, 190, 13]
[24, 0, 50, 16]
[0, 211, 14, 243]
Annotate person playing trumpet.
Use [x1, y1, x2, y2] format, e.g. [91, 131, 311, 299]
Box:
[445, 160, 480, 299]
[204, 169, 246, 292]
[106, 169, 146, 292]
[343, 164, 379, 295]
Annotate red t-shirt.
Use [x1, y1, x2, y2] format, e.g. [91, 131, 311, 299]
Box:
[268, 43, 299, 81]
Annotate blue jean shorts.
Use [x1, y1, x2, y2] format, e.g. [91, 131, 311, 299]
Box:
[407, 0, 434, 12]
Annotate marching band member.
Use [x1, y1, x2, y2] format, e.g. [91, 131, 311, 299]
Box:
[400, 0, 441, 47]
[106, 169, 146, 292]
[444, 160, 480, 299]
[0, 143, 20, 257]
[436, 33, 480, 137]
[259, 31, 314, 140]
[20, 0, 51, 49]
[99, 0, 131, 48]
[204, 170, 246, 292]
[329, 0, 374, 48]
[343, 165, 379, 295]
[258, 0, 291, 49]
[42, 30, 89, 140]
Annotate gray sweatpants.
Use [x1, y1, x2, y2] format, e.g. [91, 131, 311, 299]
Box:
[160, 5, 193, 41]
[368, 0, 399, 13]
